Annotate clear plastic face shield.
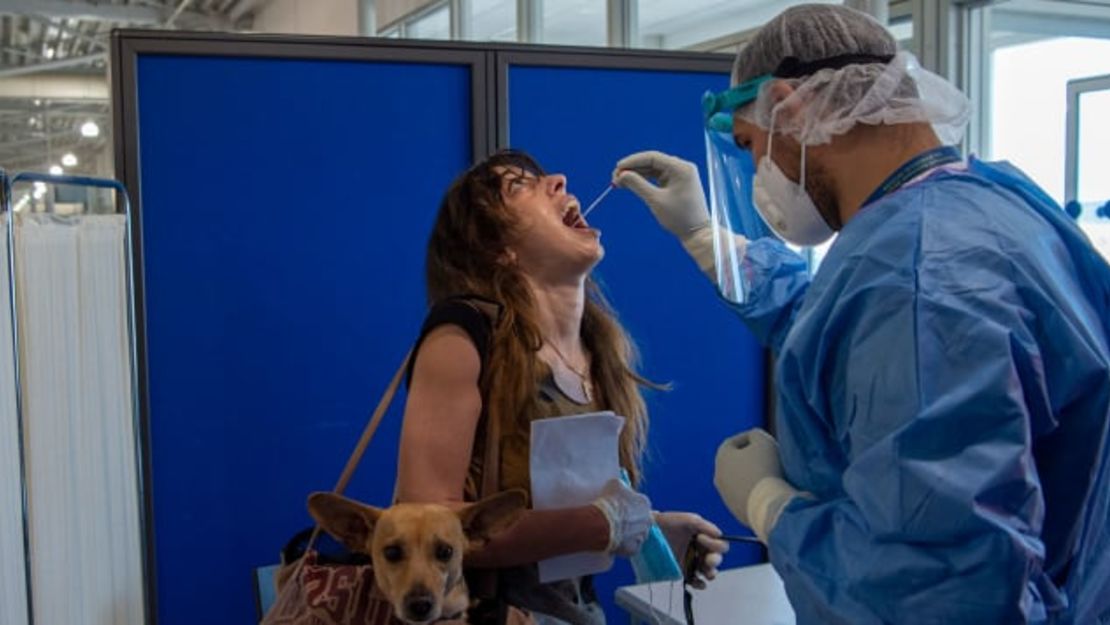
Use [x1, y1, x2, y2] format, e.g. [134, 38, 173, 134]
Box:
[701, 52, 970, 287]
[701, 76, 776, 304]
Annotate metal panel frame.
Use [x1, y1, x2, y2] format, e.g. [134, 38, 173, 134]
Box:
[110, 31, 493, 624]
[0, 167, 34, 625]
[1065, 73, 1110, 205]
[607, 0, 638, 47]
[491, 45, 732, 149]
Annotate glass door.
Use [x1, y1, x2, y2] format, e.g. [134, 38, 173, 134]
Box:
[1066, 74, 1110, 260]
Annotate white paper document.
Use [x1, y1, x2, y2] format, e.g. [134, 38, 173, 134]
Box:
[530, 411, 625, 583]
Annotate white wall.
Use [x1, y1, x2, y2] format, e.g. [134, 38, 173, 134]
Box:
[252, 0, 361, 36]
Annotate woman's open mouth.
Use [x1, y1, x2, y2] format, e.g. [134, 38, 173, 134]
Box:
[562, 201, 590, 230]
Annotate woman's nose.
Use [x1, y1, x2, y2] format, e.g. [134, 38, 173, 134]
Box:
[545, 174, 567, 195]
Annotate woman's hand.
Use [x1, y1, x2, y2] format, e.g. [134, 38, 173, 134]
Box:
[654, 511, 728, 589]
[591, 479, 653, 557]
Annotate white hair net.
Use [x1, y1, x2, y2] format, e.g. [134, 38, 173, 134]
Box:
[732, 4, 971, 146]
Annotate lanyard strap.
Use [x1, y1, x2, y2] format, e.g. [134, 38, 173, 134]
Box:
[862, 146, 962, 208]
[683, 534, 763, 625]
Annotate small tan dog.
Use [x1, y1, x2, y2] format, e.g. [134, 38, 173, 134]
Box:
[307, 489, 526, 624]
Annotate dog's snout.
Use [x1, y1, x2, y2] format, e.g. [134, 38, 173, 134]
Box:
[404, 590, 436, 621]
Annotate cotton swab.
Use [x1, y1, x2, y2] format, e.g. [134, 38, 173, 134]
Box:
[581, 183, 615, 218]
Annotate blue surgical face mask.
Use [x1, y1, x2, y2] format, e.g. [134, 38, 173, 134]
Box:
[630, 524, 683, 583]
[619, 470, 682, 583]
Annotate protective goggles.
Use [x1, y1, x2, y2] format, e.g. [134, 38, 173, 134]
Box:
[701, 53, 896, 132]
[702, 74, 771, 133]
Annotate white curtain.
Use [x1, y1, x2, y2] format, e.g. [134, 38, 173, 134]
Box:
[0, 213, 30, 625]
[13, 213, 144, 625]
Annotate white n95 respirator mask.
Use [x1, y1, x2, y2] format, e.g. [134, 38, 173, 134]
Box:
[752, 113, 835, 247]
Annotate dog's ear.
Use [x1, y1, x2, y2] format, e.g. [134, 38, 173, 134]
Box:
[458, 489, 527, 549]
[306, 492, 383, 553]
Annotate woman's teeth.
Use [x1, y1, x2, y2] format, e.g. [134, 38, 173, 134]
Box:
[563, 206, 587, 229]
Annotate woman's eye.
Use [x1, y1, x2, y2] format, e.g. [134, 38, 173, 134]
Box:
[506, 176, 536, 195]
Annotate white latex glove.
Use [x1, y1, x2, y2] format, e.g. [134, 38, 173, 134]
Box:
[591, 478, 652, 557]
[613, 151, 710, 238]
[613, 151, 746, 279]
[714, 429, 799, 543]
[654, 511, 728, 589]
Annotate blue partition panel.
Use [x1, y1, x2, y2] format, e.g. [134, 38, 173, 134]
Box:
[134, 54, 473, 625]
[506, 64, 765, 617]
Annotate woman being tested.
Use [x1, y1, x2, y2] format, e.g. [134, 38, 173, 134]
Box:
[394, 151, 728, 625]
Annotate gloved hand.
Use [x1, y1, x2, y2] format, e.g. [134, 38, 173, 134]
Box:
[613, 151, 744, 279]
[591, 478, 652, 557]
[714, 429, 799, 543]
[612, 151, 710, 239]
[654, 512, 728, 589]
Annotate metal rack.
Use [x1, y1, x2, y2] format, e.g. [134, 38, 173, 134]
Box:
[0, 169, 146, 625]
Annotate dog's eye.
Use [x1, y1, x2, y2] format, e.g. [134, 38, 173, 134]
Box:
[382, 544, 404, 563]
[434, 543, 454, 562]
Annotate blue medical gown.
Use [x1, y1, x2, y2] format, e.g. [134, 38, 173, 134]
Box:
[730, 159, 1110, 624]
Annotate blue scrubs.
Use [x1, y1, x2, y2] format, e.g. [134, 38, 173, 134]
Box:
[732, 158, 1110, 624]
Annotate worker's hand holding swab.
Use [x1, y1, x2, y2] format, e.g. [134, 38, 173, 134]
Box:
[613, 151, 710, 238]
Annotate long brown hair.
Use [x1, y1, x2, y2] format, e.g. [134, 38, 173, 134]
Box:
[426, 151, 655, 485]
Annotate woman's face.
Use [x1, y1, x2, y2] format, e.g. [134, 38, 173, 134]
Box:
[496, 165, 602, 281]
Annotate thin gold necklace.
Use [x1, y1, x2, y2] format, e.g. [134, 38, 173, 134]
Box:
[545, 341, 592, 402]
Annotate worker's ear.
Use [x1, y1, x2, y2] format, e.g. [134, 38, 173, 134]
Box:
[767, 80, 804, 125]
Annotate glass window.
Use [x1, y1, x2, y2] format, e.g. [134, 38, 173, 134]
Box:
[977, 0, 1110, 260]
[1075, 84, 1110, 260]
[638, 0, 842, 50]
[889, 16, 912, 52]
[983, 1, 1110, 202]
[471, 0, 516, 41]
[407, 4, 450, 40]
[542, 0, 606, 46]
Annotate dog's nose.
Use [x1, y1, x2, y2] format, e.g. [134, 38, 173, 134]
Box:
[404, 594, 435, 621]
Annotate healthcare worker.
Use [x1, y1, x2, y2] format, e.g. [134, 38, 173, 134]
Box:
[613, 5, 1110, 624]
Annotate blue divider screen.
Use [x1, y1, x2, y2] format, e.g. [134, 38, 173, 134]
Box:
[135, 54, 473, 625]
[506, 64, 765, 618]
